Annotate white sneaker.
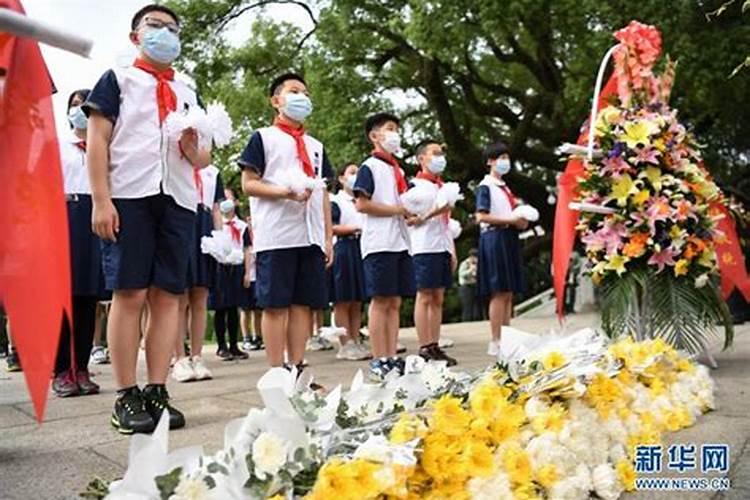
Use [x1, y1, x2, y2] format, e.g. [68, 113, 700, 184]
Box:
[355, 343, 373, 359]
[487, 340, 500, 357]
[306, 336, 333, 351]
[171, 357, 196, 382]
[90, 346, 109, 364]
[242, 339, 253, 351]
[336, 342, 371, 361]
[192, 356, 213, 380]
[438, 337, 455, 349]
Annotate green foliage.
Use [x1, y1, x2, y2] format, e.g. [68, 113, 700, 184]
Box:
[599, 268, 734, 353]
[79, 477, 111, 499]
[155, 467, 183, 500]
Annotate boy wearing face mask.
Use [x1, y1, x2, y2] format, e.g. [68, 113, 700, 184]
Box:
[239, 73, 334, 377]
[407, 140, 458, 367]
[329, 163, 370, 361]
[52, 89, 104, 398]
[83, 4, 211, 434]
[353, 113, 416, 381]
[475, 142, 528, 357]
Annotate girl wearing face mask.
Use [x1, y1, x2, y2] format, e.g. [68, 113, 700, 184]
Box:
[328, 163, 370, 361]
[52, 89, 104, 398]
[474, 142, 529, 357]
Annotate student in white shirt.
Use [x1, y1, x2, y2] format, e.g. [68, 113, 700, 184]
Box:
[84, 4, 211, 434]
[171, 165, 225, 383]
[53, 89, 103, 398]
[474, 142, 529, 357]
[239, 73, 333, 378]
[407, 140, 458, 367]
[330, 163, 370, 361]
[353, 113, 416, 381]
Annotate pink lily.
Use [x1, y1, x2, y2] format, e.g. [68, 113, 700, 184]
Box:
[634, 146, 661, 165]
[648, 247, 676, 272]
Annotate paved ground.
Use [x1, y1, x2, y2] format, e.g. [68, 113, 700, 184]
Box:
[0, 312, 747, 499]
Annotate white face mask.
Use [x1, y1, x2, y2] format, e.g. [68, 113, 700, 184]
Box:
[219, 199, 235, 215]
[345, 174, 357, 190]
[428, 155, 447, 174]
[381, 131, 401, 154]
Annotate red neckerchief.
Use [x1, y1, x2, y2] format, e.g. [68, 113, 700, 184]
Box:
[133, 58, 177, 124]
[226, 218, 241, 243]
[499, 184, 518, 209]
[372, 150, 407, 194]
[193, 168, 203, 204]
[273, 116, 315, 178]
[74, 140, 86, 152]
[417, 170, 449, 223]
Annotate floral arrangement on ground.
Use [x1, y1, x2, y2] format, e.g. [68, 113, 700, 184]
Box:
[90, 327, 716, 500]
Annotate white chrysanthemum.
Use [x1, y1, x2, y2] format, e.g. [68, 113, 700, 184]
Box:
[527, 433, 576, 474]
[524, 396, 551, 419]
[169, 476, 210, 500]
[609, 443, 627, 463]
[374, 465, 397, 490]
[467, 470, 512, 500]
[251, 432, 288, 480]
[592, 463, 623, 500]
[602, 416, 627, 444]
[548, 464, 592, 500]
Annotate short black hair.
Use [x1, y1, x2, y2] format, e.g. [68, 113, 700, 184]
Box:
[269, 72, 307, 96]
[482, 141, 510, 164]
[415, 139, 441, 157]
[131, 4, 180, 31]
[364, 112, 400, 138]
[67, 89, 90, 112]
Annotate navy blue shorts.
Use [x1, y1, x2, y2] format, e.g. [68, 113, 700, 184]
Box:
[255, 245, 327, 309]
[363, 251, 416, 299]
[187, 206, 216, 289]
[413, 251, 453, 290]
[101, 194, 194, 295]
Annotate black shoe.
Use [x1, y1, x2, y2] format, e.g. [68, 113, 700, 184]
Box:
[249, 337, 264, 351]
[419, 344, 437, 362]
[111, 386, 155, 435]
[142, 384, 185, 430]
[229, 347, 249, 360]
[6, 351, 21, 372]
[429, 344, 458, 367]
[216, 348, 234, 361]
[388, 357, 406, 376]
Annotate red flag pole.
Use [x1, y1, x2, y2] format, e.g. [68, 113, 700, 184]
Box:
[0, 0, 72, 422]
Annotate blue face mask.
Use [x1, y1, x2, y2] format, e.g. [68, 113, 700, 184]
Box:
[494, 158, 511, 176]
[142, 27, 181, 64]
[68, 105, 88, 130]
[282, 92, 313, 122]
[428, 155, 447, 174]
[345, 174, 357, 190]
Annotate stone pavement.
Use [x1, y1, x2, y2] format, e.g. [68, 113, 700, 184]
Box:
[0, 313, 747, 499]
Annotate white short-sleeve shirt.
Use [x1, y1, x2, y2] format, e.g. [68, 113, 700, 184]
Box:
[60, 132, 90, 195]
[407, 178, 453, 255]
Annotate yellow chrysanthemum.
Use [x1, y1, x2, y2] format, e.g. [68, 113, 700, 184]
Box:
[513, 482, 541, 500]
[542, 351, 566, 371]
[531, 404, 567, 435]
[489, 404, 525, 444]
[616, 459, 636, 491]
[390, 413, 427, 444]
[431, 395, 471, 435]
[460, 440, 494, 478]
[585, 373, 627, 419]
[534, 464, 559, 489]
[503, 444, 533, 486]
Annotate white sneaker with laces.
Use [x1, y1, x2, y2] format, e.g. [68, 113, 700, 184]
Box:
[487, 340, 500, 357]
[192, 356, 213, 380]
[172, 357, 196, 382]
[354, 343, 372, 359]
[438, 337, 455, 349]
[90, 346, 109, 364]
[242, 339, 253, 351]
[306, 336, 327, 352]
[336, 342, 371, 361]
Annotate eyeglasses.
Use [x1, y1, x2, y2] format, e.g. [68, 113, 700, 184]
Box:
[139, 17, 181, 34]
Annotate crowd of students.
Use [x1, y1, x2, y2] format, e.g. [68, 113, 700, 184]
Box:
[13, 4, 531, 435]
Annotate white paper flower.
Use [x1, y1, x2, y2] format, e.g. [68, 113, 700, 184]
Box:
[251, 432, 288, 480]
[401, 183, 436, 216]
[511, 204, 540, 222]
[205, 103, 234, 147]
[448, 218, 462, 239]
[275, 169, 326, 195]
[435, 182, 464, 207]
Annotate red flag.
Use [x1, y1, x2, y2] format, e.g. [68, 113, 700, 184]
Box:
[552, 75, 618, 318]
[0, 0, 72, 422]
[714, 204, 750, 301]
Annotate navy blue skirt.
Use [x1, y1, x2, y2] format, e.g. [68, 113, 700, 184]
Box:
[330, 237, 366, 303]
[413, 252, 453, 290]
[187, 206, 216, 289]
[208, 263, 245, 310]
[478, 228, 525, 297]
[67, 195, 105, 297]
[239, 282, 258, 310]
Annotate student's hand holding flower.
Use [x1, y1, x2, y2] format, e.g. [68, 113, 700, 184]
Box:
[405, 214, 425, 227]
[178, 127, 200, 164]
[92, 198, 120, 242]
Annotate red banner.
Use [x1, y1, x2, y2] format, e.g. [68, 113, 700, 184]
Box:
[0, 0, 71, 421]
[714, 204, 750, 301]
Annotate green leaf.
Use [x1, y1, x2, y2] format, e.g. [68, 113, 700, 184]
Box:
[155, 467, 183, 500]
[206, 462, 229, 475]
[204, 476, 216, 489]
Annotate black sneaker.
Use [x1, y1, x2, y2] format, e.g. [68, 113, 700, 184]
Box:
[229, 347, 249, 360]
[216, 348, 234, 361]
[111, 386, 155, 435]
[6, 350, 21, 372]
[429, 344, 458, 367]
[419, 344, 438, 362]
[388, 357, 406, 376]
[142, 384, 185, 430]
[249, 337, 264, 351]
